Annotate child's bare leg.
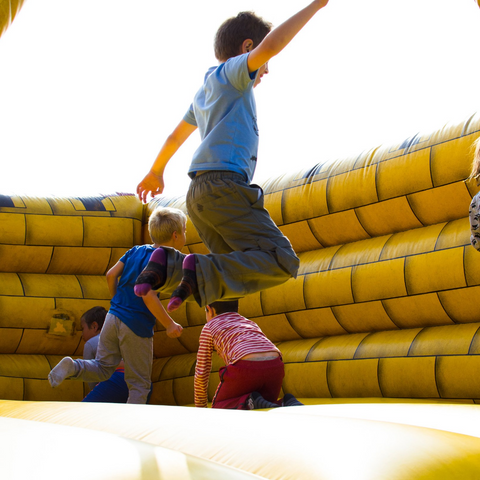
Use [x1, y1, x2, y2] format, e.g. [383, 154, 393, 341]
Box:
[134, 247, 167, 296]
[48, 357, 77, 388]
[167, 254, 198, 312]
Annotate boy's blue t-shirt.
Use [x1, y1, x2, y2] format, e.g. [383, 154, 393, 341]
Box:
[109, 245, 157, 338]
[184, 53, 259, 183]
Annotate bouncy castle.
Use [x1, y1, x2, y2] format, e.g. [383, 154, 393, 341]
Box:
[2, 2, 480, 479]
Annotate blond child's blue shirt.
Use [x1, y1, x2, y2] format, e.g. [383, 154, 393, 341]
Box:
[184, 53, 259, 183]
[109, 245, 157, 338]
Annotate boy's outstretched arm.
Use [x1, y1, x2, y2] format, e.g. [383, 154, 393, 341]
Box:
[143, 290, 183, 338]
[247, 0, 329, 73]
[137, 119, 197, 203]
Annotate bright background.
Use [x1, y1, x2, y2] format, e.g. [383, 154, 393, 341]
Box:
[0, 0, 479, 199]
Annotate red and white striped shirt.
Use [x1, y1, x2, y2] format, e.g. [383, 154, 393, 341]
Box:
[194, 312, 281, 408]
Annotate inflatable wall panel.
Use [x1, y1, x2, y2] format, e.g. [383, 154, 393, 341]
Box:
[1, 115, 480, 406]
[1, 112, 480, 477]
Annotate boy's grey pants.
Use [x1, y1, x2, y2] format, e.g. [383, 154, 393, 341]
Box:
[72, 314, 152, 404]
[161, 171, 300, 306]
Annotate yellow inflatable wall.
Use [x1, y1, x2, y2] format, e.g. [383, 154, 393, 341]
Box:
[1, 114, 480, 478]
[1, 115, 480, 405]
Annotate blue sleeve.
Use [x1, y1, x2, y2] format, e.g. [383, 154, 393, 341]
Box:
[184, 104, 197, 126]
[119, 247, 134, 264]
[222, 53, 256, 92]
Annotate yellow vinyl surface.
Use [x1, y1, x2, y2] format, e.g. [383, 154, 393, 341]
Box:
[2, 400, 480, 480]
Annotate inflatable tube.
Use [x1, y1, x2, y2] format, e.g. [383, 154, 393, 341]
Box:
[0, 414, 260, 480]
[2, 400, 480, 479]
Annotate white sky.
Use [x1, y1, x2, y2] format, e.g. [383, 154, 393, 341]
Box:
[0, 0, 479, 199]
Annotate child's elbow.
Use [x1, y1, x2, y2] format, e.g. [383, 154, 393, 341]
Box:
[105, 269, 118, 284]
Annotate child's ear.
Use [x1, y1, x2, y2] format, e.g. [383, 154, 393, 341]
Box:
[92, 321, 100, 331]
[242, 39, 254, 53]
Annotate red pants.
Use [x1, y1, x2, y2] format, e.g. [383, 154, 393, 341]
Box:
[212, 357, 285, 410]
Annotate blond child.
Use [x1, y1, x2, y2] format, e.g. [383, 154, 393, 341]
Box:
[48, 206, 186, 404]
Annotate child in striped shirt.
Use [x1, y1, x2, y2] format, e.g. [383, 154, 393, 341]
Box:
[194, 300, 303, 409]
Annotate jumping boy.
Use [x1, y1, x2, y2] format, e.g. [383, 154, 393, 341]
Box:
[135, 1, 330, 311]
[194, 300, 303, 409]
[48, 206, 186, 404]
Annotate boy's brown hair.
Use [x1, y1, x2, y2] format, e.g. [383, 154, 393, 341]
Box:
[148, 206, 187, 244]
[209, 300, 239, 315]
[469, 137, 480, 186]
[81, 306, 107, 329]
[214, 12, 272, 62]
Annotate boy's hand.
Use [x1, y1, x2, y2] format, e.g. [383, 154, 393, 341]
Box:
[313, 0, 329, 8]
[247, 0, 329, 74]
[166, 322, 183, 338]
[137, 171, 165, 203]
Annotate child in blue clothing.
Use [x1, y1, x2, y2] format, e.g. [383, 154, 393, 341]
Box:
[135, 1, 329, 311]
[80, 306, 107, 365]
[79, 306, 110, 392]
[79, 305, 130, 403]
[48, 206, 186, 404]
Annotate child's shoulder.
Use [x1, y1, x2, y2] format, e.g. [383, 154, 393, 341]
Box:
[85, 335, 99, 348]
[208, 54, 251, 88]
[126, 244, 155, 254]
[121, 244, 155, 264]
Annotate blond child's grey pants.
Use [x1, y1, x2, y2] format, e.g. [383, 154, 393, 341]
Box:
[72, 313, 152, 404]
